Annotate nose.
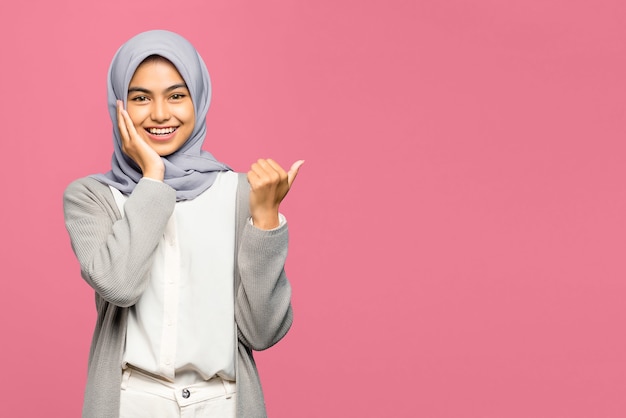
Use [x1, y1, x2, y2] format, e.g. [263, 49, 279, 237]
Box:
[151, 99, 170, 122]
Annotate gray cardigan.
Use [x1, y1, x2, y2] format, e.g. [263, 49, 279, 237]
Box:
[63, 173, 293, 418]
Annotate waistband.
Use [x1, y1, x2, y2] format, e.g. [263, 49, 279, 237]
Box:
[122, 367, 236, 407]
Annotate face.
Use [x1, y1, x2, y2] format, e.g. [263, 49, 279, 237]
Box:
[126, 58, 195, 156]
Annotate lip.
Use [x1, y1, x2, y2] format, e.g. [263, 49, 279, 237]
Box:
[144, 127, 178, 142]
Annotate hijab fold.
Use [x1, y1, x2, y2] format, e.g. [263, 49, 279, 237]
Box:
[93, 30, 230, 201]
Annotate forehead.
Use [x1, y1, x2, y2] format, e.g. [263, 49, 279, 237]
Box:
[129, 56, 186, 87]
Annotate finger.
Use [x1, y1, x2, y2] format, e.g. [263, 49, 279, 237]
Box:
[263, 158, 281, 172]
[287, 160, 305, 187]
[120, 108, 137, 138]
[252, 159, 281, 183]
[256, 159, 276, 176]
[264, 158, 287, 179]
[247, 169, 261, 186]
[117, 101, 130, 142]
[248, 161, 266, 181]
[125, 114, 142, 140]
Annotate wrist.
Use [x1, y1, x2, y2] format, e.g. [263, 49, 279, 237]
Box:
[141, 160, 165, 181]
[142, 167, 165, 181]
[251, 209, 280, 230]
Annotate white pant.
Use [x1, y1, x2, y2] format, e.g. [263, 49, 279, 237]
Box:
[120, 368, 236, 418]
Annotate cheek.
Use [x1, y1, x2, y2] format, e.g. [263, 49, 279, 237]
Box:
[183, 110, 196, 135]
[186, 105, 195, 125]
[126, 108, 146, 127]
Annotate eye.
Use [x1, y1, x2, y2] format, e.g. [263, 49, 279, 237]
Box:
[170, 93, 187, 100]
[130, 95, 149, 102]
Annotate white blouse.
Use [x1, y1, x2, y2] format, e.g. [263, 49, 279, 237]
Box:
[110, 171, 238, 384]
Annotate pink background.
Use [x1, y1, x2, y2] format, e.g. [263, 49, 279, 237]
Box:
[2, 0, 626, 416]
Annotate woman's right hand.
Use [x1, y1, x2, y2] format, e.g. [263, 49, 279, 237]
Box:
[117, 100, 165, 181]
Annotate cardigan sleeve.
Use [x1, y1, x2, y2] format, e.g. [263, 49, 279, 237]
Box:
[63, 177, 176, 307]
[234, 175, 294, 351]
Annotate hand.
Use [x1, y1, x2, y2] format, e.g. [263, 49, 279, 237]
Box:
[117, 100, 164, 181]
[247, 159, 304, 229]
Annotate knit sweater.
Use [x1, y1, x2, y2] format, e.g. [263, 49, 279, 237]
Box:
[63, 173, 293, 418]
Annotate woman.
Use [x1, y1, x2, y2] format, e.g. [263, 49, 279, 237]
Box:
[64, 29, 302, 418]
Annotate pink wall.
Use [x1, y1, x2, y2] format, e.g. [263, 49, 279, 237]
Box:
[2, 0, 626, 416]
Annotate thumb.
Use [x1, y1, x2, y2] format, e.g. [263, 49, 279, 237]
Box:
[287, 160, 305, 187]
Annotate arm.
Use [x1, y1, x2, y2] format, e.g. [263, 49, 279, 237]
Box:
[235, 159, 303, 350]
[63, 177, 175, 307]
[235, 216, 293, 351]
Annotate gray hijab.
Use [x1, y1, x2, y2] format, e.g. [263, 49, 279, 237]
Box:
[93, 30, 230, 201]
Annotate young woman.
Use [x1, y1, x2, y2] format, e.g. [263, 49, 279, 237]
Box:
[63, 29, 302, 418]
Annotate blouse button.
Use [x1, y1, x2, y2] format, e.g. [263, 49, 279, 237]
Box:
[182, 388, 190, 399]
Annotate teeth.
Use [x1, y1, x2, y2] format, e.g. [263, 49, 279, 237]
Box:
[148, 127, 176, 135]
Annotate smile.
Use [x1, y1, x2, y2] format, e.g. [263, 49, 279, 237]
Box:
[146, 127, 177, 135]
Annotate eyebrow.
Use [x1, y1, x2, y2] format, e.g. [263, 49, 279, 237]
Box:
[127, 83, 189, 94]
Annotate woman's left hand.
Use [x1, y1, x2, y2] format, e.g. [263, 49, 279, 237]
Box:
[247, 159, 304, 230]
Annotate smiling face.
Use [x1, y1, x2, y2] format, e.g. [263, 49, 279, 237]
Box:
[126, 56, 195, 156]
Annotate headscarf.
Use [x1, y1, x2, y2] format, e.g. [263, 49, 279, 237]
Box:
[92, 30, 230, 201]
